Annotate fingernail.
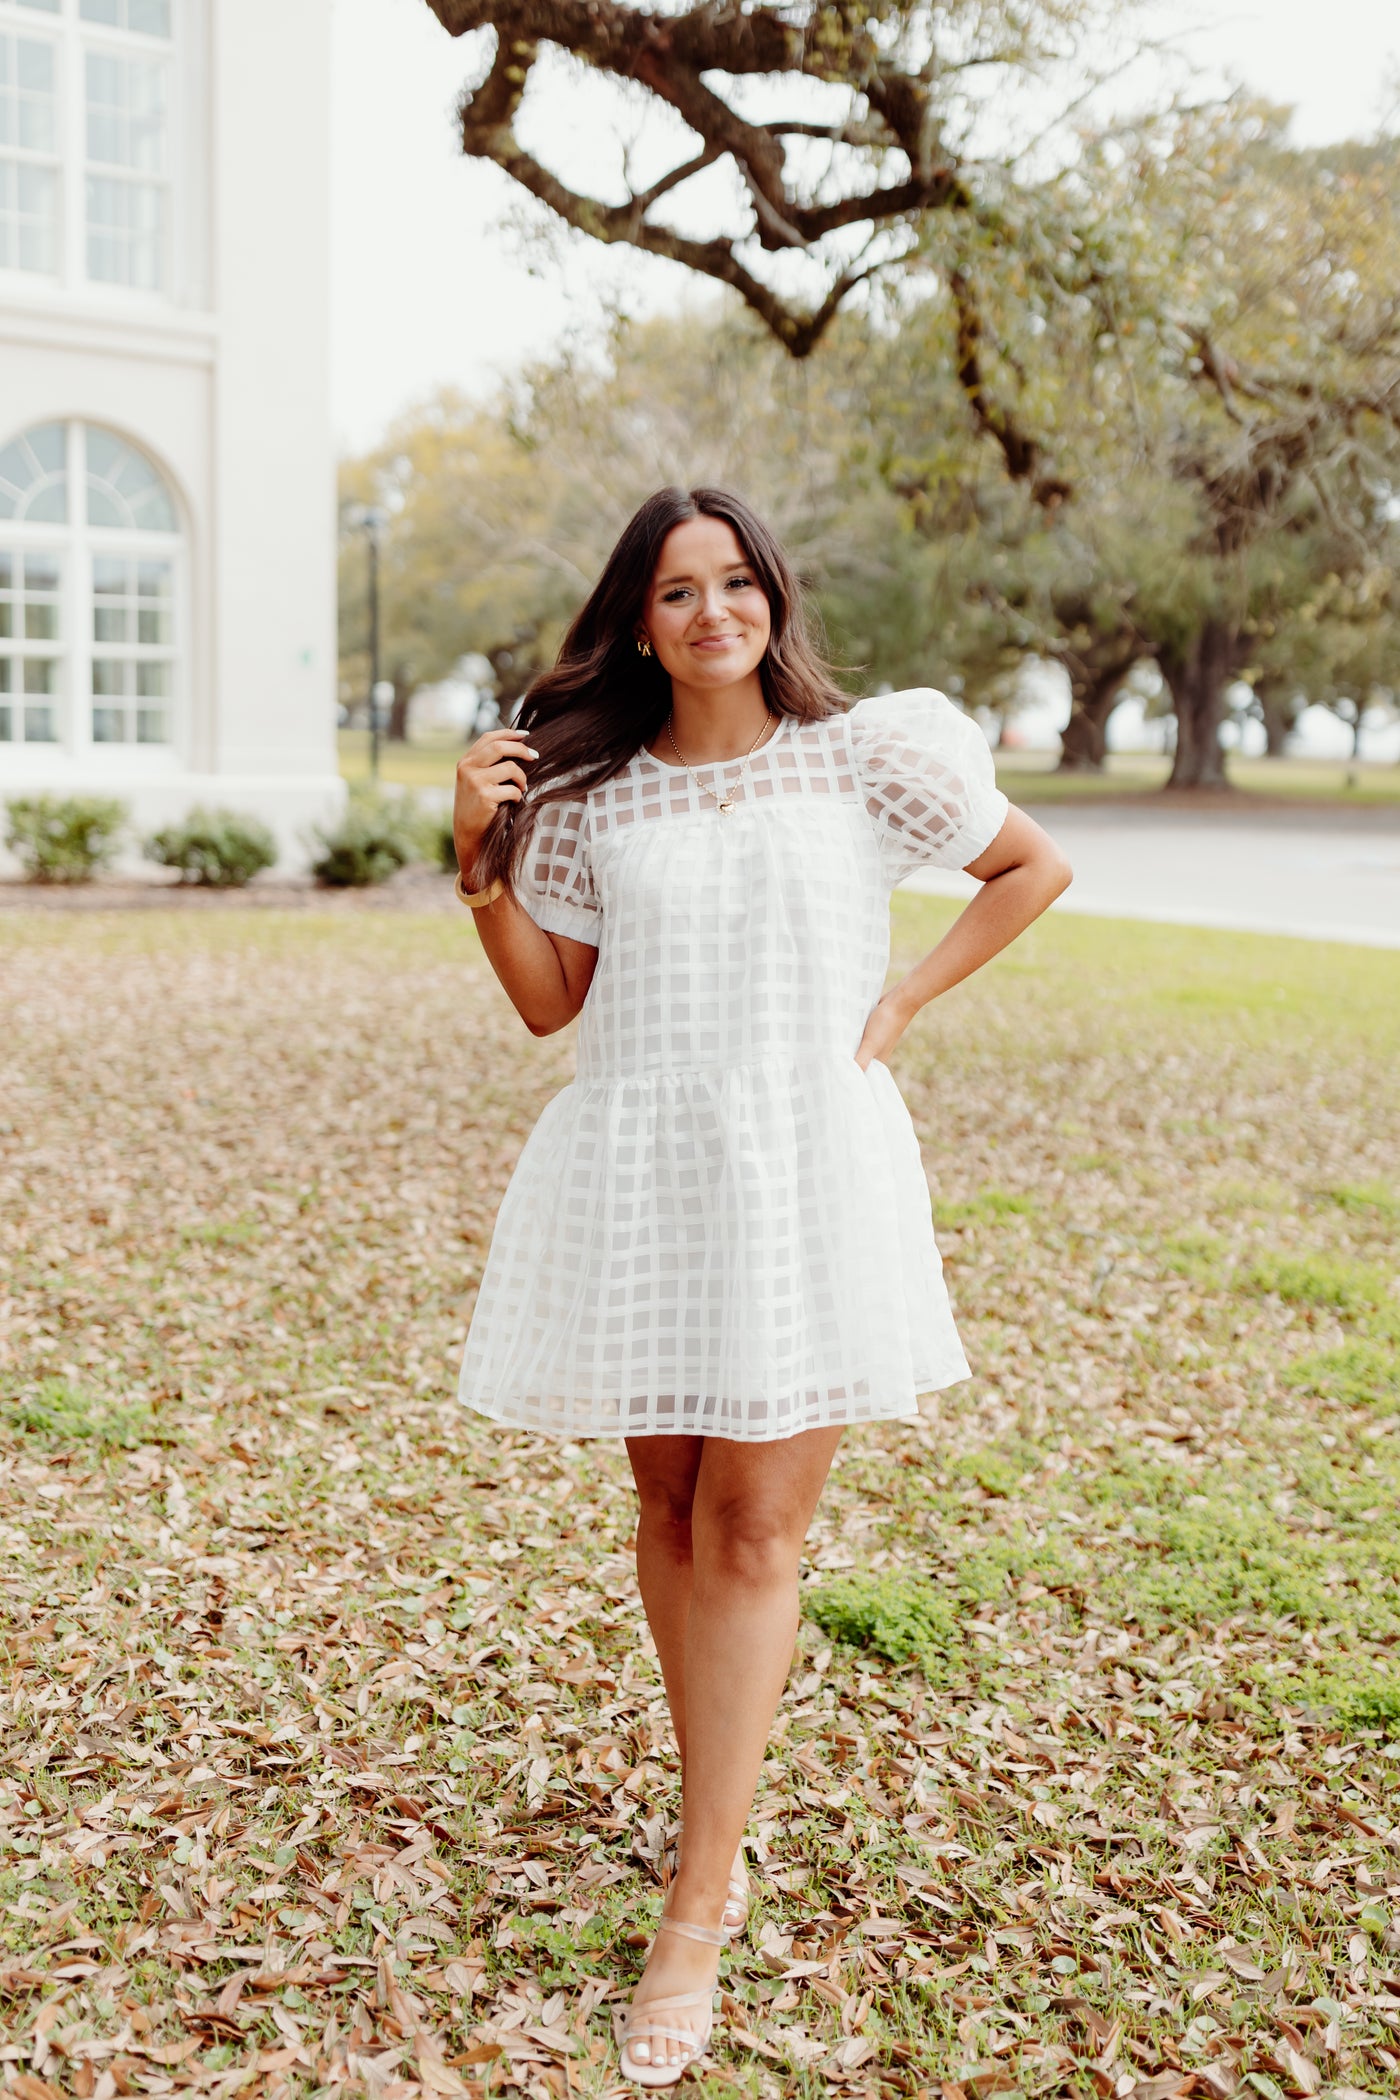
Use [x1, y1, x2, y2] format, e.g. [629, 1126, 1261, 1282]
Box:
[525, 748, 539, 758]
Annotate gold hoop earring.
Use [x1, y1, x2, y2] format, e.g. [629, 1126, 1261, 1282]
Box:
[637, 636, 652, 658]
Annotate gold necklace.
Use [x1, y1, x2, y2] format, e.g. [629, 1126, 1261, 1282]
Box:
[664, 710, 776, 815]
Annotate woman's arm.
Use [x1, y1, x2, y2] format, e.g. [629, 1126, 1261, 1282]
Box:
[854, 807, 1072, 1069]
[454, 729, 599, 1037]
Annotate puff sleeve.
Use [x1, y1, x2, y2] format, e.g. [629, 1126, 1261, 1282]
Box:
[849, 687, 1010, 885]
[514, 795, 601, 947]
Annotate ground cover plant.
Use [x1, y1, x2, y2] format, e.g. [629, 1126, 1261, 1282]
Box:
[1, 897, 1398, 2100]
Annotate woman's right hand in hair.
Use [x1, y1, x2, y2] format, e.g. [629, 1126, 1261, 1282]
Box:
[452, 728, 538, 879]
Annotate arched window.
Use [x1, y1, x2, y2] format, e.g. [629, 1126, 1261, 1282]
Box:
[0, 416, 180, 748]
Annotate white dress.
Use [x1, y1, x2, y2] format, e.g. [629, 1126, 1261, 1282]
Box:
[458, 688, 1009, 1442]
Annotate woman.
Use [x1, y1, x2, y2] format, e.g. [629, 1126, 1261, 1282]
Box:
[451, 487, 1071, 2085]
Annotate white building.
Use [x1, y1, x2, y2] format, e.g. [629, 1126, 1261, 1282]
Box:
[0, 0, 342, 863]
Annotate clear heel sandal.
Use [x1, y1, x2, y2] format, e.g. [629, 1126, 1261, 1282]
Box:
[619, 1914, 726, 2089]
[672, 1831, 749, 1940]
[721, 1852, 750, 1939]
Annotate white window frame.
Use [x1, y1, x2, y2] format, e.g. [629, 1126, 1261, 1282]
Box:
[0, 5, 62, 278]
[0, 0, 180, 302]
[88, 536, 179, 748]
[0, 416, 184, 762]
[0, 536, 66, 748]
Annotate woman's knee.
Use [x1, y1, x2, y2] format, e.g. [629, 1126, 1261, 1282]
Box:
[628, 1437, 703, 1564]
[636, 1482, 696, 1564]
[697, 1501, 803, 1590]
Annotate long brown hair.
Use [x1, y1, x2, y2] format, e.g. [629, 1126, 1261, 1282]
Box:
[475, 485, 848, 890]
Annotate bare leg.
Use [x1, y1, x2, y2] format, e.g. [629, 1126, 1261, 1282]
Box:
[626, 1435, 704, 1760]
[625, 1434, 748, 1931]
[624, 1425, 843, 2070]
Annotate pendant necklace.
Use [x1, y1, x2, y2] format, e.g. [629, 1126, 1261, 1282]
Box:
[664, 710, 776, 815]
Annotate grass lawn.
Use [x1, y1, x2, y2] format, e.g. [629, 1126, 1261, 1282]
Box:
[2, 901, 1399, 2100]
[338, 730, 1400, 807]
[339, 730, 466, 791]
[993, 753, 1400, 807]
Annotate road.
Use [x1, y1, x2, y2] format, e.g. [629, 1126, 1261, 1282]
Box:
[902, 802, 1400, 949]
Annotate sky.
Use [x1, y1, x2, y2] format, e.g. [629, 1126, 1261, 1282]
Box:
[329, 0, 1400, 453]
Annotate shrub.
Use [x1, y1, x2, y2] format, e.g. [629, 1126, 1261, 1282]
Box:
[807, 1572, 961, 1678]
[4, 794, 126, 883]
[308, 788, 421, 887]
[432, 815, 459, 875]
[143, 806, 277, 888]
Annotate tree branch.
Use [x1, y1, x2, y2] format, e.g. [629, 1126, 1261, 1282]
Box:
[947, 267, 1072, 507]
[426, 0, 979, 356]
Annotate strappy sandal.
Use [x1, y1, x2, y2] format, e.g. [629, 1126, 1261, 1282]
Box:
[619, 1913, 726, 2088]
[721, 1851, 750, 1940]
[673, 1833, 750, 1940]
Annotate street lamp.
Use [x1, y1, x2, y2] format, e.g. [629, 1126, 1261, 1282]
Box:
[347, 504, 389, 780]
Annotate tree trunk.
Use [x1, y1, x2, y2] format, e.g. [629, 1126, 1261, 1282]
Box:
[387, 676, 415, 743]
[1161, 621, 1242, 789]
[1257, 685, 1294, 758]
[1057, 666, 1129, 772]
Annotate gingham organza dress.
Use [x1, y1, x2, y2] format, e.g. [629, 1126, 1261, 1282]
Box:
[459, 688, 1009, 1442]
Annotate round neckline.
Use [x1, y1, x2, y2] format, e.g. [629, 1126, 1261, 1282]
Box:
[637, 711, 790, 773]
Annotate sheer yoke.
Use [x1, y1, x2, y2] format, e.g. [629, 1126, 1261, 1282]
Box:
[458, 689, 1009, 1441]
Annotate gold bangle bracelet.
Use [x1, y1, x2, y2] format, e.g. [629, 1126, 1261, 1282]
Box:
[455, 872, 505, 909]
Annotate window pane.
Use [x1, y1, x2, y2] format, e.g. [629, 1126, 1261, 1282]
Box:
[0, 33, 59, 276]
[24, 423, 63, 474]
[0, 553, 9, 589]
[0, 422, 68, 521]
[17, 37, 56, 151]
[136, 605, 170, 645]
[87, 480, 126, 527]
[91, 657, 126, 696]
[93, 554, 128, 593]
[85, 51, 166, 171]
[136, 707, 166, 742]
[92, 705, 126, 741]
[85, 428, 176, 532]
[23, 550, 59, 591]
[80, 0, 175, 33]
[14, 163, 58, 273]
[22, 657, 55, 694]
[128, 63, 163, 171]
[129, 181, 162, 286]
[137, 558, 171, 596]
[0, 603, 9, 639]
[136, 658, 168, 697]
[23, 704, 55, 739]
[85, 225, 119, 281]
[24, 599, 58, 640]
[0, 705, 10, 740]
[87, 107, 120, 164]
[26, 480, 67, 522]
[94, 603, 127, 642]
[84, 47, 168, 289]
[0, 655, 10, 689]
